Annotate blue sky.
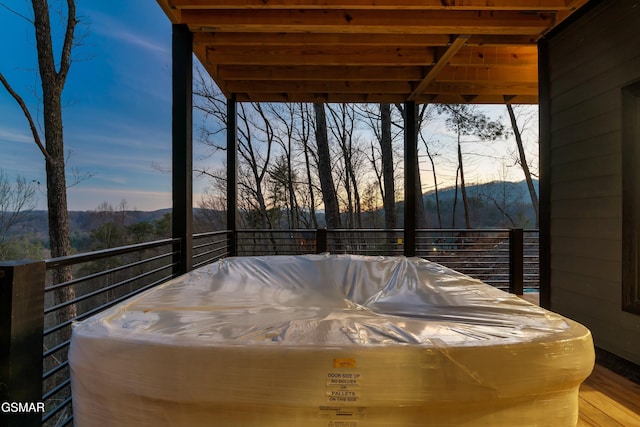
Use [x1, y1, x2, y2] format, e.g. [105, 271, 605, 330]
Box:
[0, 2, 539, 212]
[0, 1, 177, 211]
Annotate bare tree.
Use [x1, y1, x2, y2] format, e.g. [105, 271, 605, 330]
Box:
[419, 133, 443, 228]
[379, 104, 397, 230]
[506, 104, 539, 227]
[437, 104, 506, 229]
[313, 104, 341, 229]
[269, 103, 302, 229]
[193, 74, 276, 232]
[0, 171, 37, 260]
[396, 103, 432, 228]
[244, 103, 275, 229]
[297, 103, 319, 228]
[327, 104, 362, 228]
[0, 0, 78, 317]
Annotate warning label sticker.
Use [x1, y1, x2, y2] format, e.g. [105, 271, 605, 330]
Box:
[325, 372, 362, 403]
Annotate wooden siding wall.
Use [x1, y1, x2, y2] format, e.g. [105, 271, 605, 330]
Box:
[547, 0, 640, 365]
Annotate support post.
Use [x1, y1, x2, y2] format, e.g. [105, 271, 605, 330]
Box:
[538, 37, 551, 309]
[404, 101, 418, 257]
[316, 228, 328, 254]
[172, 24, 193, 275]
[509, 228, 524, 295]
[227, 95, 238, 257]
[0, 261, 45, 427]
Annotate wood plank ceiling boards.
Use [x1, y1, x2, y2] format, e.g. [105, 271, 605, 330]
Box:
[157, 0, 590, 104]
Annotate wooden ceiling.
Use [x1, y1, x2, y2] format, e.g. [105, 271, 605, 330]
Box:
[156, 0, 589, 104]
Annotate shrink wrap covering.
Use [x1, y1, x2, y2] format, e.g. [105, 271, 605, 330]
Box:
[69, 254, 594, 426]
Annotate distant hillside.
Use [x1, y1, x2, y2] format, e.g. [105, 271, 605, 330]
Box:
[8, 179, 538, 253]
[15, 209, 172, 237]
[390, 179, 539, 229]
[422, 179, 539, 228]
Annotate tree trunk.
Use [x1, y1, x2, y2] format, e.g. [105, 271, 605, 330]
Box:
[422, 137, 442, 228]
[452, 167, 459, 228]
[415, 148, 427, 229]
[313, 104, 341, 229]
[33, 0, 76, 327]
[380, 104, 397, 230]
[506, 104, 539, 227]
[348, 161, 362, 229]
[301, 104, 318, 228]
[457, 134, 472, 229]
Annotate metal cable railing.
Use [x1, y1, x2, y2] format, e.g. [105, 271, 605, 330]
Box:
[41, 238, 180, 426]
[234, 228, 539, 292]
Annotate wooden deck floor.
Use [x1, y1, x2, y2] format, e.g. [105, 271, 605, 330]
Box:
[518, 294, 640, 425]
[579, 364, 640, 426]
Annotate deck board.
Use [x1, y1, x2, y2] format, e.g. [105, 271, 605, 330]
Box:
[578, 364, 640, 426]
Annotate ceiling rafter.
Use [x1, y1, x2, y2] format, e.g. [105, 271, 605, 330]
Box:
[169, 0, 577, 10]
[408, 35, 470, 101]
[193, 32, 538, 47]
[183, 10, 554, 35]
[157, 0, 589, 104]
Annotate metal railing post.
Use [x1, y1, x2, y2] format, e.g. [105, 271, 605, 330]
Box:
[509, 228, 524, 295]
[404, 101, 417, 257]
[228, 230, 237, 257]
[172, 23, 193, 274]
[316, 229, 328, 253]
[0, 260, 45, 427]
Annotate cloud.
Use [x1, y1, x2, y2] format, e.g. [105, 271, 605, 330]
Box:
[90, 10, 169, 59]
[0, 127, 33, 144]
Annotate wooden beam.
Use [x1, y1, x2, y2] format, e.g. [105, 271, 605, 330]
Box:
[216, 64, 537, 83]
[193, 32, 537, 47]
[217, 65, 426, 81]
[169, 0, 576, 10]
[422, 93, 537, 104]
[225, 80, 412, 93]
[204, 45, 536, 67]
[205, 45, 436, 66]
[553, 0, 590, 28]
[182, 10, 554, 35]
[194, 32, 452, 47]
[424, 81, 538, 95]
[450, 46, 538, 66]
[436, 65, 537, 83]
[231, 91, 539, 104]
[409, 35, 469, 101]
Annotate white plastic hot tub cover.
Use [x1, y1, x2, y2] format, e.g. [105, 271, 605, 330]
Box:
[69, 254, 595, 427]
[72, 254, 582, 345]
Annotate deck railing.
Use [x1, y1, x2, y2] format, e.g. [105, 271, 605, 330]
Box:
[236, 228, 539, 292]
[42, 238, 181, 426]
[0, 228, 536, 427]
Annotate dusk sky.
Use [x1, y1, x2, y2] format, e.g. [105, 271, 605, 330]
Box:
[0, 1, 183, 211]
[0, 2, 538, 213]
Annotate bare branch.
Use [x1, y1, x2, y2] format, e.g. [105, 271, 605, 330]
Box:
[57, 0, 76, 84]
[66, 166, 94, 188]
[0, 2, 33, 23]
[0, 71, 51, 161]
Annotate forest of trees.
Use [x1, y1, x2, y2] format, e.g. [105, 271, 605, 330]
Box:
[1, 92, 539, 262]
[192, 68, 538, 235]
[1, 63, 540, 262]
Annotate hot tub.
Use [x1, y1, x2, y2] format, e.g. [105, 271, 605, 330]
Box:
[69, 254, 594, 426]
